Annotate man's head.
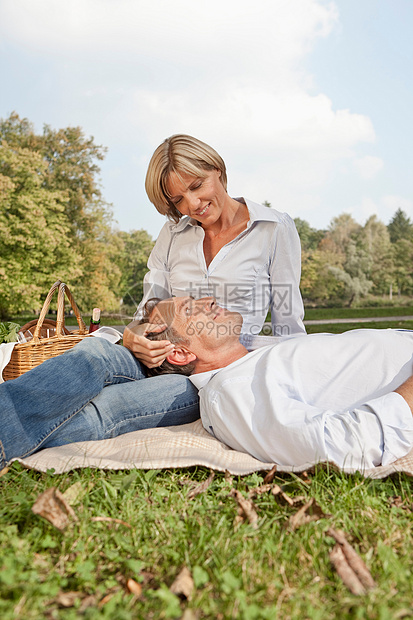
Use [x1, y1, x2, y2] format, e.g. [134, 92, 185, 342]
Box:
[139, 296, 247, 376]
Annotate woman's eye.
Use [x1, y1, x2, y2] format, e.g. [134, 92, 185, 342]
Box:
[185, 307, 191, 316]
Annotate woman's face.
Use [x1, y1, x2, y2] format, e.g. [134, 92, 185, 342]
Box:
[166, 169, 227, 226]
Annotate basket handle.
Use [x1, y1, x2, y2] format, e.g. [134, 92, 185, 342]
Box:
[32, 280, 87, 341]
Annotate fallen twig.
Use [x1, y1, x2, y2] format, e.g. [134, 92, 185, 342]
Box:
[327, 528, 376, 590]
[230, 489, 259, 529]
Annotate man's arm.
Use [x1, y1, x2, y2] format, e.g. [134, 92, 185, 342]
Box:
[395, 375, 413, 414]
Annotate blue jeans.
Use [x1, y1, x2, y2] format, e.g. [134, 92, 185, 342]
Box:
[0, 338, 199, 468]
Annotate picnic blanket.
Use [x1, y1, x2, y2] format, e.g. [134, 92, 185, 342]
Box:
[12, 420, 413, 478]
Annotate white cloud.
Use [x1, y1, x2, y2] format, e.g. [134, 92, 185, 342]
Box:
[381, 195, 413, 217]
[0, 0, 337, 68]
[348, 195, 413, 227]
[354, 155, 384, 179]
[0, 0, 384, 235]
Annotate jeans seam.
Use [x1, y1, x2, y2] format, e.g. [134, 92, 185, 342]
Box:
[17, 399, 97, 460]
[0, 439, 5, 467]
[104, 400, 200, 435]
[103, 374, 143, 385]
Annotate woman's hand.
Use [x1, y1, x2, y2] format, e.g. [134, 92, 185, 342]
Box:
[123, 320, 174, 368]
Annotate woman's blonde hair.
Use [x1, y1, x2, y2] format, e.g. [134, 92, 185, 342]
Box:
[145, 134, 228, 223]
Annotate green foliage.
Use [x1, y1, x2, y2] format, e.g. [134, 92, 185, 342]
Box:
[0, 321, 20, 343]
[110, 229, 154, 309]
[0, 112, 157, 320]
[296, 209, 413, 305]
[294, 217, 325, 251]
[0, 140, 82, 317]
[0, 113, 120, 317]
[388, 208, 413, 243]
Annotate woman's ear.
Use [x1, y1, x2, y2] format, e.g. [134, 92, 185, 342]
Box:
[166, 346, 196, 366]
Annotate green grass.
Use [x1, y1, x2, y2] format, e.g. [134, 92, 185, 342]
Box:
[11, 313, 131, 328]
[306, 320, 413, 334]
[1, 463, 413, 619]
[3, 316, 413, 618]
[304, 306, 413, 321]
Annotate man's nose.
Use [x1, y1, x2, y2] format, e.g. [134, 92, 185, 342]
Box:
[197, 297, 216, 312]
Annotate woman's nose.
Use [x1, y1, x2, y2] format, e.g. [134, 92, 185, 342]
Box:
[186, 192, 201, 210]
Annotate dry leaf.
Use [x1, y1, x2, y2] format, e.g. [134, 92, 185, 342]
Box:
[263, 465, 277, 484]
[170, 567, 194, 600]
[32, 487, 78, 531]
[79, 595, 98, 611]
[126, 578, 142, 597]
[248, 484, 273, 498]
[224, 470, 233, 483]
[389, 496, 412, 512]
[91, 516, 131, 528]
[270, 484, 307, 507]
[62, 481, 94, 505]
[327, 528, 376, 590]
[392, 609, 413, 619]
[287, 498, 328, 531]
[230, 489, 259, 529]
[0, 466, 9, 478]
[330, 545, 366, 595]
[55, 591, 83, 608]
[96, 585, 122, 608]
[181, 609, 198, 620]
[187, 471, 215, 500]
[389, 495, 404, 508]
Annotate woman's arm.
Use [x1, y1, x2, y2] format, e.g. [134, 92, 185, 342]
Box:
[123, 320, 174, 368]
[268, 214, 306, 336]
[128, 223, 174, 367]
[134, 223, 173, 320]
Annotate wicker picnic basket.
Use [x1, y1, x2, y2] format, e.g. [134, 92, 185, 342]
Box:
[3, 280, 90, 381]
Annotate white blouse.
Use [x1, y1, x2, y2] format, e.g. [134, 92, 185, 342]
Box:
[135, 199, 305, 338]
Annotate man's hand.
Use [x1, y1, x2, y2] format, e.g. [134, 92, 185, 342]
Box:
[123, 320, 174, 368]
[395, 375, 413, 415]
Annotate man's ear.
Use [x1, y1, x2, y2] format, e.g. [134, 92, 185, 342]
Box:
[166, 346, 196, 366]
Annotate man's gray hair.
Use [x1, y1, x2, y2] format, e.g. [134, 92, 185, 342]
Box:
[138, 298, 196, 377]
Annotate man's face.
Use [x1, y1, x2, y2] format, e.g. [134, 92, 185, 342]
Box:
[150, 296, 243, 356]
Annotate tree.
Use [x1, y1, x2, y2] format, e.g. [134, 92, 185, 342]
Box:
[0, 112, 120, 313]
[328, 266, 373, 306]
[300, 248, 344, 303]
[110, 229, 155, 311]
[0, 141, 82, 317]
[388, 208, 413, 243]
[392, 238, 413, 296]
[358, 215, 394, 296]
[294, 217, 325, 251]
[326, 213, 360, 256]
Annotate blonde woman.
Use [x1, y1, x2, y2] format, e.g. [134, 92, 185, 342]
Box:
[125, 134, 305, 369]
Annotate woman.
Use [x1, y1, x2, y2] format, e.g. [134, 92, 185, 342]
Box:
[124, 134, 305, 369]
[0, 135, 305, 466]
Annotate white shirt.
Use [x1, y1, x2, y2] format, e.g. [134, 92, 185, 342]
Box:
[191, 329, 413, 471]
[135, 199, 305, 338]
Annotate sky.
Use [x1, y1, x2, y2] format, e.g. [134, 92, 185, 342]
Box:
[0, 0, 412, 240]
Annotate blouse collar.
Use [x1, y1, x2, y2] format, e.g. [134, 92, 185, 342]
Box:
[170, 198, 284, 233]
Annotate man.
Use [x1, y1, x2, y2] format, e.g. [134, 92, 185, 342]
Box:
[141, 296, 413, 472]
[1, 296, 413, 472]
